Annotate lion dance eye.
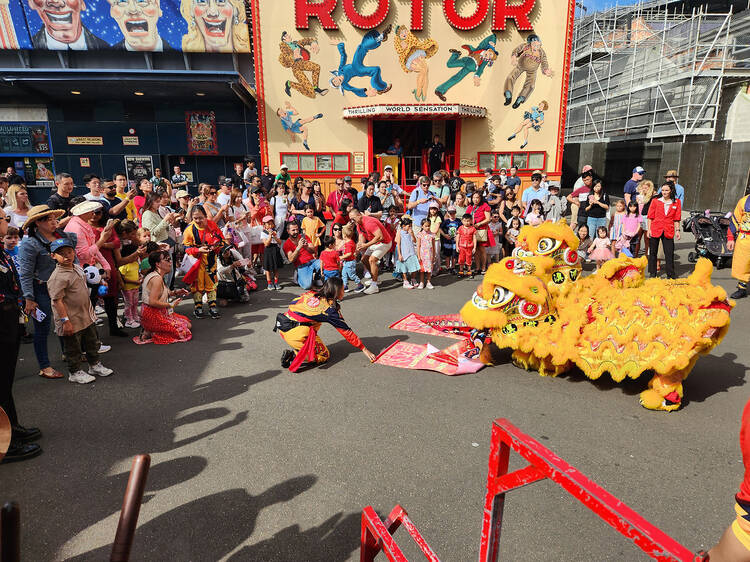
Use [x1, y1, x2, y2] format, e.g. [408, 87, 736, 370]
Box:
[519, 300, 542, 319]
[563, 249, 579, 266]
[490, 286, 515, 307]
[537, 237, 562, 254]
[511, 248, 533, 258]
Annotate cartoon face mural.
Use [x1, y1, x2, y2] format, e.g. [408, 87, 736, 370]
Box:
[108, 0, 162, 51]
[28, 0, 85, 45]
[188, 0, 233, 51]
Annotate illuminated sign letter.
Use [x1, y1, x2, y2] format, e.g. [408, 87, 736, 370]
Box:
[410, 0, 425, 30]
[295, 0, 338, 30]
[343, 0, 390, 29]
[443, 0, 489, 30]
[492, 0, 536, 31]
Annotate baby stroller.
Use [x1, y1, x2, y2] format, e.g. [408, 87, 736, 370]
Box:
[682, 211, 733, 269]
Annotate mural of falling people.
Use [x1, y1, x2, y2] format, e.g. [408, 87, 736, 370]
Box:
[508, 101, 548, 149]
[277, 102, 323, 151]
[504, 34, 554, 109]
[434, 34, 497, 102]
[392, 25, 438, 102]
[279, 31, 327, 98]
[329, 25, 393, 98]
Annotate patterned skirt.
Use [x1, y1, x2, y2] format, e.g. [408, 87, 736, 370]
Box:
[140, 305, 192, 345]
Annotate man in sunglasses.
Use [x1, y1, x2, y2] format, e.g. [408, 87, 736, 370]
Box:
[326, 177, 353, 216]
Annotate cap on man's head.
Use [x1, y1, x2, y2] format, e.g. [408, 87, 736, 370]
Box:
[175, 190, 189, 199]
[344, 176, 352, 182]
[221, 178, 233, 186]
[633, 166, 646, 175]
[50, 238, 75, 254]
[447, 205, 457, 212]
[581, 165, 593, 173]
[280, 164, 289, 170]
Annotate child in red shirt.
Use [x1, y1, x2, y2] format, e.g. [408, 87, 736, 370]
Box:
[457, 213, 477, 278]
[319, 235, 341, 280]
[340, 224, 365, 293]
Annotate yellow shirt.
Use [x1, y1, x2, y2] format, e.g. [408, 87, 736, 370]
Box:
[115, 193, 137, 221]
[302, 216, 325, 247]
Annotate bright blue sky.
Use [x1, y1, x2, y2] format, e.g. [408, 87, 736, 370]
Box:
[577, 0, 621, 15]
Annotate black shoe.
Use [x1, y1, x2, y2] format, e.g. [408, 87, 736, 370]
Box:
[470, 272, 475, 279]
[208, 307, 221, 319]
[435, 90, 446, 102]
[284, 80, 291, 96]
[193, 307, 206, 319]
[504, 92, 512, 106]
[12, 425, 41, 443]
[381, 24, 392, 42]
[1, 441, 42, 464]
[377, 84, 392, 95]
[314, 87, 328, 96]
[731, 288, 747, 299]
[281, 349, 295, 369]
[512, 97, 525, 109]
[110, 328, 129, 337]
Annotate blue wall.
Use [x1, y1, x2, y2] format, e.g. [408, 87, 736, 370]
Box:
[46, 99, 259, 187]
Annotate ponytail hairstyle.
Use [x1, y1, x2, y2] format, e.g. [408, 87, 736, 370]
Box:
[313, 277, 344, 313]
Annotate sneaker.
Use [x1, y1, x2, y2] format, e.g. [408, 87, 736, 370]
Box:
[403, 281, 414, 289]
[426, 282, 435, 290]
[417, 282, 424, 289]
[267, 284, 275, 291]
[69, 371, 95, 384]
[411, 279, 419, 287]
[281, 349, 295, 368]
[208, 307, 221, 319]
[344, 285, 352, 293]
[354, 283, 366, 293]
[95, 318, 104, 326]
[88, 362, 113, 377]
[274, 283, 282, 291]
[363, 283, 380, 295]
[95, 305, 105, 316]
[194, 307, 206, 319]
[124, 320, 141, 329]
[731, 288, 747, 299]
[364, 270, 372, 280]
[98, 343, 111, 353]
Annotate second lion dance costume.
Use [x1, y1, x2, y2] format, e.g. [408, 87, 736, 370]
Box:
[182, 218, 225, 318]
[275, 291, 365, 372]
[728, 193, 750, 299]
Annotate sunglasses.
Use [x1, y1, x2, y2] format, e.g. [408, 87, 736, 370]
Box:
[333, 227, 342, 231]
[336, 182, 343, 186]
[209, 191, 217, 195]
[0, 216, 8, 224]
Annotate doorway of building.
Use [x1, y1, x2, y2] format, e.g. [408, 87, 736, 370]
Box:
[372, 120, 456, 184]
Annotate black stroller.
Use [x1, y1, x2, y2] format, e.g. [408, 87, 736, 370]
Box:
[682, 211, 733, 269]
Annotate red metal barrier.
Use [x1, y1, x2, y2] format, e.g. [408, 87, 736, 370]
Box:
[360, 504, 440, 562]
[479, 418, 708, 562]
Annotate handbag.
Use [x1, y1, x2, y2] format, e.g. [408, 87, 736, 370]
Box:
[245, 225, 264, 245]
[177, 254, 198, 276]
[475, 229, 488, 243]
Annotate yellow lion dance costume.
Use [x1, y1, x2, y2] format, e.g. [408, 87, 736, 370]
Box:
[461, 222, 734, 412]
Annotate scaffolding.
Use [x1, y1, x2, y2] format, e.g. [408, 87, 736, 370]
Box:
[565, 0, 750, 144]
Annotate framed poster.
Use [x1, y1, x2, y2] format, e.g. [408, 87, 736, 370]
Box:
[186, 111, 218, 155]
[124, 155, 154, 184]
[79, 157, 91, 167]
[0, 122, 51, 155]
[353, 152, 365, 174]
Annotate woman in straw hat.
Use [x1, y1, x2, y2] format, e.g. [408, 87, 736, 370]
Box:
[17, 205, 74, 379]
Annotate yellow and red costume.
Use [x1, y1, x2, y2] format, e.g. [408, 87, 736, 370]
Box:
[279, 291, 364, 372]
[182, 219, 224, 309]
[728, 194, 750, 296]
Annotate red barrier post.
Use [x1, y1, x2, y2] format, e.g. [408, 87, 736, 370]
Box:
[360, 504, 440, 562]
[478, 419, 708, 562]
[110, 454, 151, 562]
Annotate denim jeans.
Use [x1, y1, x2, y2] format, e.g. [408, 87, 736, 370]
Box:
[587, 216, 608, 237]
[341, 260, 361, 286]
[296, 259, 321, 290]
[32, 283, 53, 370]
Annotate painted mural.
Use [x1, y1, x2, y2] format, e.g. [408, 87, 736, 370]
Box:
[0, 0, 249, 52]
[251, 0, 576, 177]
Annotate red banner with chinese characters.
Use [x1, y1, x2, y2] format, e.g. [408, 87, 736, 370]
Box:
[186, 111, 218, 155]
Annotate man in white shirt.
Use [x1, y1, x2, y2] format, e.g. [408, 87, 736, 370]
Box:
[82, 174, 107, 203]
[216, 179, 233, 206]
[243, 161, 257, 183]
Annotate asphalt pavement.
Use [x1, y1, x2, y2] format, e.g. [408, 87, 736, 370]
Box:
[1, 234, 748, 561]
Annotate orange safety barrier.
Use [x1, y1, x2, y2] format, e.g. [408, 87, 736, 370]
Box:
[479, 418, 708, 562]
[360, 504, 440, 562]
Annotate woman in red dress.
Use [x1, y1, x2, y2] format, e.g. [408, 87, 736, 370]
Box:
[139, 249, 192, 345]
[466, 191, 495, 274]
[246, 187, 271, 267]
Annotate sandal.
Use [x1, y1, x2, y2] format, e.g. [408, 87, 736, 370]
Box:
[38, 369, 64, 379]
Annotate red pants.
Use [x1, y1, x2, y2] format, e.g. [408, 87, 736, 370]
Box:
[458, 247, 473, 266]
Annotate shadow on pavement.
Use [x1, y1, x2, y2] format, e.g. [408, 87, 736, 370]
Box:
[67, 475, 318, 561]
[683, 352, 747, 406]
[229, 510, 362, 562]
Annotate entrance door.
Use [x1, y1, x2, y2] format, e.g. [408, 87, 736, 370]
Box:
[372, 120, 457, 185]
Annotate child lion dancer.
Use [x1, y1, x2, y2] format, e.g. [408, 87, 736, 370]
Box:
[727, 190, 750, 300]
[274, 277, 376, 372]
[709, 398, 750, 561]
[182, 206, 224, 319]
